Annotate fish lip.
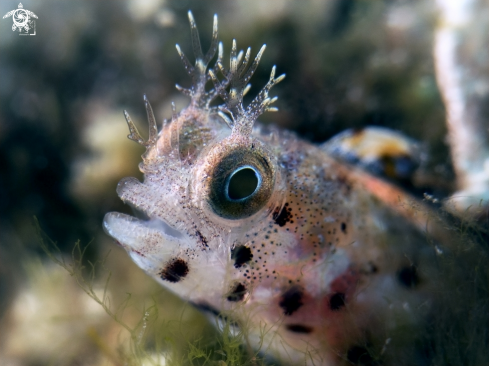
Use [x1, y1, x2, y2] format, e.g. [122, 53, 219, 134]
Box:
[103, 211, 186, 249]
[130, 205, 151, 221]
[127, 204, 186, 239]
[144, 215, 185, 239]
[103, 211, 191, 276]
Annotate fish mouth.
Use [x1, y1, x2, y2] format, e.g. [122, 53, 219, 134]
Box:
[131, 205, 185, 239]
[103, 211, 186, 272]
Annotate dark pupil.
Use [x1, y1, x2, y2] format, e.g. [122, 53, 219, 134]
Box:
[228, 168, 258, 201]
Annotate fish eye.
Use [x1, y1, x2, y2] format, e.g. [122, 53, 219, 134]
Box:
[226, 166, 261, 201]
[205, 144, 275, 220]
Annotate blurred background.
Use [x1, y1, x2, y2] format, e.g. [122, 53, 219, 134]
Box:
[0, 0, 478, 365]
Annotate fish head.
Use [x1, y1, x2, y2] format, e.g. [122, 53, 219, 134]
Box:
[103, 11, 287, 303]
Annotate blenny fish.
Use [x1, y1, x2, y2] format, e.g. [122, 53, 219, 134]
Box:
[104, 12, 457, 366]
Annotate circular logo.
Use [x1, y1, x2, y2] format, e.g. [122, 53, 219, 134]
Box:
[13, 9, 28, 28]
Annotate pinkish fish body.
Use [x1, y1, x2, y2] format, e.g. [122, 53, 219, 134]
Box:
[104, 12, 451, 366]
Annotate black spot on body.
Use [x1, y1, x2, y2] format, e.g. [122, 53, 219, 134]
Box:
[231, 245, 253, 268]
[160, 258, 189, 283]
[273, 203, 293, 227]
[397, 265, 420, 288]
[286, 324, 313, 334]
[329, 292, 346, 310]
[195, 230, 208, 248]
[227, 282, 247, 302]
[279, 287, 303, 316]
[341, 222, 347, 233]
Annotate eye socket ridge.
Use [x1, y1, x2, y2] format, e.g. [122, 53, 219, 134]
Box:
[225, 165, 262, 202]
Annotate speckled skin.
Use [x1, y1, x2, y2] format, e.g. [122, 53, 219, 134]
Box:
[104, 13, 446, 366]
